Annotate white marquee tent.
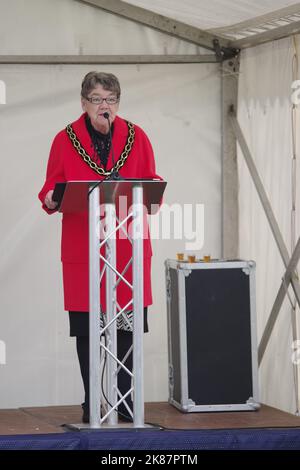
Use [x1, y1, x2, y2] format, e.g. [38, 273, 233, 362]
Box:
[0, 0, 300, 415]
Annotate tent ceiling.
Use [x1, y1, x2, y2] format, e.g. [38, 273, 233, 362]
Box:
[78, 1, 300, 51]
[1, 0, 300, 65]
[124, 1, 300, 46]
[124, 1, 300, 30]
[211, 4, 300, 39]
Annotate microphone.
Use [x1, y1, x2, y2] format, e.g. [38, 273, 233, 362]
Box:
[103, 112, 120, 180]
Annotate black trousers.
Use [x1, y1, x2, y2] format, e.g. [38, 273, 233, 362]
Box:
[76, 331, 133, 416]
[69, 309, 148, 417]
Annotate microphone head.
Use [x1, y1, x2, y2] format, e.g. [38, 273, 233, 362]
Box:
[103, 112, 109, 119]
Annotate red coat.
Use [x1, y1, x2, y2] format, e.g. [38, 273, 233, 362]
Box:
[39, 113, 161, 312]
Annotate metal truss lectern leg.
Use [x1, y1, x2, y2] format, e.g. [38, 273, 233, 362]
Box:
[89, 186, 101, 429]
[132, 185, 144, 427]
[88, 182, 145, 429]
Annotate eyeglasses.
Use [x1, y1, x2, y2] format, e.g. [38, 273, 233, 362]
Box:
[85, 96, 119, 105]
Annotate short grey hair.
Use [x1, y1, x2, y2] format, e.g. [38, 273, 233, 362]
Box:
[81, 71, 121, 99]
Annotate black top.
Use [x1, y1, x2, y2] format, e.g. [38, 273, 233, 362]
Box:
[85, 115, 114, 169]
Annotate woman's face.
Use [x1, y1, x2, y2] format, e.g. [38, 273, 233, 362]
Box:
[81, 84, 120, 133]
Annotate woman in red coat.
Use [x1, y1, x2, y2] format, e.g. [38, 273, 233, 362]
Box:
[39, 71, 161, 423]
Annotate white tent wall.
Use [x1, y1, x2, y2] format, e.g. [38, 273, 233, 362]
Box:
[238, 36, 300, 413]
[0, 1, 221, 408]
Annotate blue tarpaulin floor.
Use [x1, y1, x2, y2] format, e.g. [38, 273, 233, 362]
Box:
[0, 403, 299, 450]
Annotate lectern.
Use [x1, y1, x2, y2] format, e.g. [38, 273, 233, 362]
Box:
[56, 179, 166, 429]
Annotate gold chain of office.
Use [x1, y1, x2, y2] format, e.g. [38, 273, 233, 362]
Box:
[66, 121, 135, 177]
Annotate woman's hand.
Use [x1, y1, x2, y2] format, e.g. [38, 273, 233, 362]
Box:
[44, 190, 58, 210]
